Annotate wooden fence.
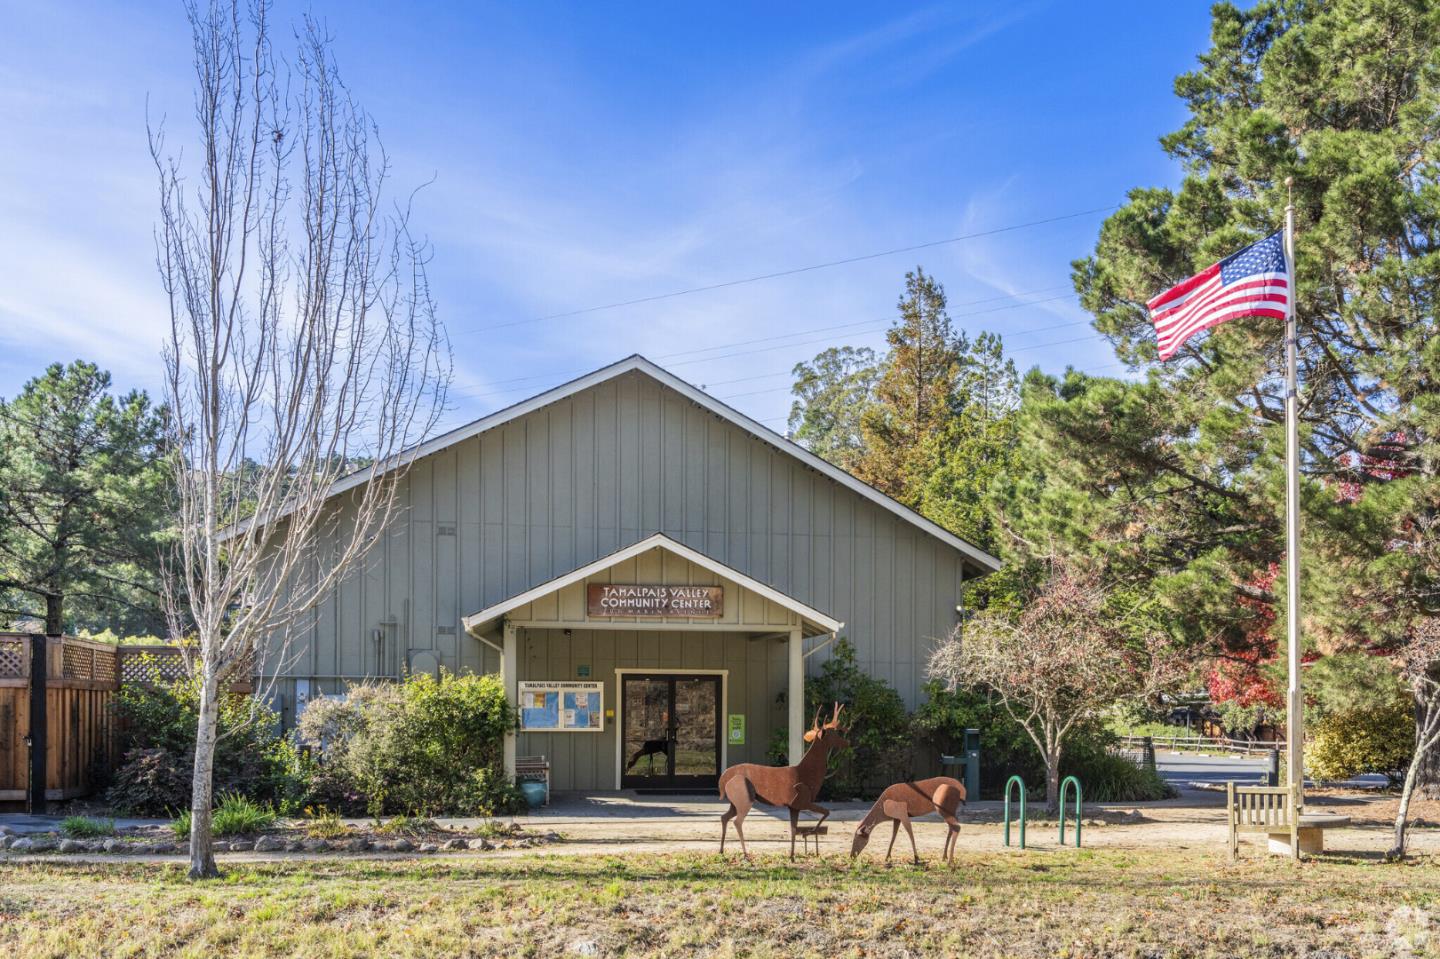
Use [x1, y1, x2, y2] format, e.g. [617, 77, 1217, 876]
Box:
[0, 634, 249, 806]
[0, 634, 120, 803]
[1117, 733, 1287, 758]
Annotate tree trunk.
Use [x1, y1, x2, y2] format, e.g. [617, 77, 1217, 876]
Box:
[1390, 743, 1422, 860]
[1395, 679, 1440, 859]
[1415, 684, 1440, 799]
[1044, 747, 1062, 816]
[44, 593, 63, 636]
[187, 672, 221, 880]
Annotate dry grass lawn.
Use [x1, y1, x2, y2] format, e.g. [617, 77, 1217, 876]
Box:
[2, 847, 1438, 958]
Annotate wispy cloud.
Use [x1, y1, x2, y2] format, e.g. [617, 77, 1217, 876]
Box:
[3, 0, 1138, 423]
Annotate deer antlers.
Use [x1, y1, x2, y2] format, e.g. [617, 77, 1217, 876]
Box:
[803, 703, 846, 742]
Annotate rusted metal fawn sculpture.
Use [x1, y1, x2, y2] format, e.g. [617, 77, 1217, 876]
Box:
[719, 703, 850, 860]
[850, 777, 966, 865]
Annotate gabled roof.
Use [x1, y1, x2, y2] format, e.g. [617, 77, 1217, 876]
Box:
[461, 532, 844, 637]
[326, 355, 999, 574]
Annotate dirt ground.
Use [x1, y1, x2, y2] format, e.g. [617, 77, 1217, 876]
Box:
[495, 788, 1440, 862]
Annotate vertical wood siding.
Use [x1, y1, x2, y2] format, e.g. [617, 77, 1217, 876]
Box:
[280, 369, 969, 713]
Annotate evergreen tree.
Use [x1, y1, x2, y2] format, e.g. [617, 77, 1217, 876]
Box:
[999, 0, 1440, 796]
[0, 361, 169, 633]
[917, 333, 1021, 553]
[786, 346, 880, 471]
[857, 267, 961, 502]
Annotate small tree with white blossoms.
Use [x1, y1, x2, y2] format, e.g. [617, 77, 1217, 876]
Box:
[928, 563, 1181, 813]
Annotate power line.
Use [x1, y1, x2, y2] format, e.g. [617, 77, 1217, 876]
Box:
[695, 315, 1100, 391]
[751, 361, 1133, 426]
[714, 333, 1114, 402]
[451, 287, 1081, 403]
[461, 205, 1117, 333]
[453, 283, 1073, 397]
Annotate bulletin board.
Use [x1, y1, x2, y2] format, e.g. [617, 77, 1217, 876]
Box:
[518, 681, 605, 732]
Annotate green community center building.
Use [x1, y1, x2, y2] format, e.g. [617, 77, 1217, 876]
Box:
[269, 355, 998, 792]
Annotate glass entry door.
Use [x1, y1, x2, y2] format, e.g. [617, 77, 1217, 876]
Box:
[621, 674, 722, 790]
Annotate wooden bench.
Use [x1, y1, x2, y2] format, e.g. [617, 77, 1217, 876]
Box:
[1227, 782, 1300, 859]
[515, 755, 551, 805]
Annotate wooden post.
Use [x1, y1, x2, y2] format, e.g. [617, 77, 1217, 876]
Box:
[502, 620, 518, 780]
[28, 635, 47, 814]
[788, 627, 804, 767]
[1227, 781, 1237, 860]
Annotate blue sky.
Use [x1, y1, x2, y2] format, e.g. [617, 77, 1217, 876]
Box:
[0, 2, 1213, 433]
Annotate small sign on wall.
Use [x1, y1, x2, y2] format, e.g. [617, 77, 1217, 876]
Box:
[518, 681, 605, 732]
[728, 714, 746, 746]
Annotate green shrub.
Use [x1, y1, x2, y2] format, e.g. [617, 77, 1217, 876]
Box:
[107, 747, 193, 816]
[1059, 736, 1175, 803]
[170, 792, 277, 839]
[470, 819, 520, 839]
[912, 681, 1174, 802]
[374, 815, 438, 836]
[1306, 697, 1413, 786]
[912, 681, 1047, 798]
[765, 638, 911, 800]
[302, 807, 349, 840]
[212, 792, 277, 835]
[297, 671, 522, 817]
[105, 672, 305, 815]
[59, 816, 115, 838]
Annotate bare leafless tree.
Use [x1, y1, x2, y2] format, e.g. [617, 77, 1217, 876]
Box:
[152, 0, 450, 879]
[928, 562, 1182, 813]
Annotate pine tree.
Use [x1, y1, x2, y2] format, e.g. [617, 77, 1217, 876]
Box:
[1001, 0, 1440, 798]
[857, 267, 961, 503]
[0, 361, 168, 634]
[917, 333, 1021, 552]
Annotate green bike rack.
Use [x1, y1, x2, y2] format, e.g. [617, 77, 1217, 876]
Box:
[1003, 775, 1026, 848]
[1059, 776, 1083, 847]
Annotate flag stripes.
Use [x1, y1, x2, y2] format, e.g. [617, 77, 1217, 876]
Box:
[1146, 232, 1290, 360]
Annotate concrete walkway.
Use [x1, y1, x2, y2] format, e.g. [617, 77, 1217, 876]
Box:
[0, 813, 166, 836]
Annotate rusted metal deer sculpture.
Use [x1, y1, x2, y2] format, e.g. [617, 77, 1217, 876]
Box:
[719, 703, 849, 860]
[850, 776, 966, 865]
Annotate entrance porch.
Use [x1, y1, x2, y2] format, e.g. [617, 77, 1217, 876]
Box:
[462, 533, 842, 792]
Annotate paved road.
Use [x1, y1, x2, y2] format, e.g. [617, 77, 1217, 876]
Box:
[1155, 751, 1268, 790]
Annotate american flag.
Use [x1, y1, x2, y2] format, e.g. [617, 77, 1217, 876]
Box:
[1147, 231, 1289, 360]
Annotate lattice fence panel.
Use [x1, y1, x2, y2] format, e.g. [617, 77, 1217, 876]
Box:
[118, 649, 192, 685]
[92, 646, 118, 684]
[0, 638, 25, 679]
[62, 642, 96, 680]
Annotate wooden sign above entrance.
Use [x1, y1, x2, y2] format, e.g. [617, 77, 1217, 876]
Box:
[587, 584, 724, 618]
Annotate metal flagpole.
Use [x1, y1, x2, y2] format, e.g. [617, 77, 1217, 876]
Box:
[1283, 177, 1304, 807]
